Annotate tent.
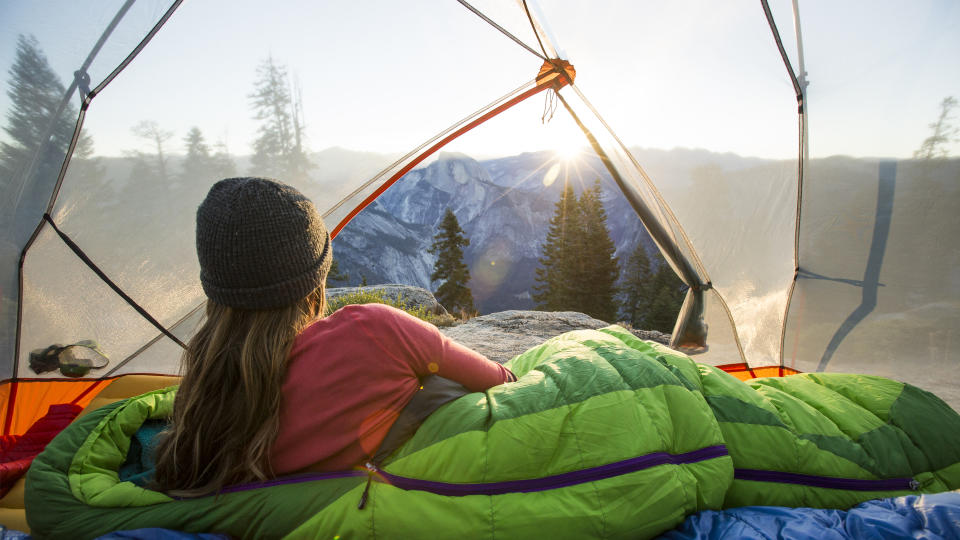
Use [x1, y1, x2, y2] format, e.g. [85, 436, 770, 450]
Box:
[1, 0, 958, 460]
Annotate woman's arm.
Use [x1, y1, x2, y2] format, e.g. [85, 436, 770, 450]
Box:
[363, 303, 516, 391]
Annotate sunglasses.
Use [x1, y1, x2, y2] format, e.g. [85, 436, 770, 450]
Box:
[29, 340, 110, 377]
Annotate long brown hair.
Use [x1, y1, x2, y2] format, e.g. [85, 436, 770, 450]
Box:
[153, 287, 326, 496]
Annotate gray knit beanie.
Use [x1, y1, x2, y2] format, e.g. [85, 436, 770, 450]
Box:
[196, 177, 332, 310]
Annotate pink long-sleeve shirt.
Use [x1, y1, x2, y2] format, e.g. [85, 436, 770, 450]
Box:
[270, 303, 515, 474]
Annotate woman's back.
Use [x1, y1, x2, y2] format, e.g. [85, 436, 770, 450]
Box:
[273, 302, 514, 474]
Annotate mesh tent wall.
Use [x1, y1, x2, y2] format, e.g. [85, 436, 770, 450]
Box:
[2, 0, 959, 436]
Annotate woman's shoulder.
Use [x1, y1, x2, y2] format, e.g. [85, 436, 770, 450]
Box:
[296, 303, 410, 348]
[329, 302, 415, 325]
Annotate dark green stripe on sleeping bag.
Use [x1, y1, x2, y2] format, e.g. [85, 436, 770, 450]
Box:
[707, 395, 790, 429]
[704, 375, 960, 484]
[888, 384, 960, 473]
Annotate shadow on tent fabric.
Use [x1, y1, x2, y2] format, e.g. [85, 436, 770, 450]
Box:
[798, 160, 897, 372]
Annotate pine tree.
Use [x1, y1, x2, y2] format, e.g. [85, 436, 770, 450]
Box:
[180, 126, 213, 183]
[914, 96, 958, 160]
[249, 57, 311, 182]
[328, 258, 349, 284]
[646, 259, 686, 333]
[210, 141, 236, 179]
[620, 243, 655, 327]
[533, 183, 580, 311]
[130, 120, 173, 183]
[576, 180, 619, 321]
[619, 240, 686, 333]
[0, 34, 93, 234]
[534, 181, 619, 321]
[428, 208, 474, 314]
[123, 120, 173, 208]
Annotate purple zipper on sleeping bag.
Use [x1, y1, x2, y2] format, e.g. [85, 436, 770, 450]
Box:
[207, 448, 918, 503]
[734, 468, 919, 491]
[216, 444, 729, 500]
[370, 444, 730, 497]
[217, 469, 367, 495]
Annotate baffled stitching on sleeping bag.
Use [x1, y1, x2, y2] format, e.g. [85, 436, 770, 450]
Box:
[488, 485, 496, 540]
[598, 349, 671, 452]
[760, 388, 806, 506]
[751, 378, 883, 441]
[673, 458, 694, 531]
[757, 379, 934, 479]
[888, 387, 944, 473]
[708, 391, 909, 480]
[541, 358, 609, 538]
[484, 385, 494, 539]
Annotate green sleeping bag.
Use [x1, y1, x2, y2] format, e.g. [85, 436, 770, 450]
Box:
[25, 326, 960, 539]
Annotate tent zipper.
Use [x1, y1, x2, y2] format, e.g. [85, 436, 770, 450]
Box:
[734, 468, 919, 491]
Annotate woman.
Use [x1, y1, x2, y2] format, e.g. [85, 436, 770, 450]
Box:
[153, 177, 515, 496]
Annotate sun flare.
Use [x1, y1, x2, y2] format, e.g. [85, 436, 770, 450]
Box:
[552, 136, 584, 163]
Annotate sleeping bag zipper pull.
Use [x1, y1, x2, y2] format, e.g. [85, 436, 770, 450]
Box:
[909, 477, 934, 491]
[358, 462, 377, 509]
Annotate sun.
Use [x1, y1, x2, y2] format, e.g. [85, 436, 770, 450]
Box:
[544, 121, 587, 163]
[540, 128, 588, 186]
[552, 135, 585, 163]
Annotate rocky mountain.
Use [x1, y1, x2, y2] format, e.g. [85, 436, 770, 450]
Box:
[331, 150, 660, 313]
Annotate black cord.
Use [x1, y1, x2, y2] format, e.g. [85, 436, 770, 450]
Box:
[42, 214, 187, 350]
[521, 0, 550, 59]
[455, 0, 547, 61]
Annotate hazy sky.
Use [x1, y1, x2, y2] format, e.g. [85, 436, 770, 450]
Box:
[1, 0, 958, 160]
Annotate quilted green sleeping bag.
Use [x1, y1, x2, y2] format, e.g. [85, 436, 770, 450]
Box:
[25, 326, 960, 539]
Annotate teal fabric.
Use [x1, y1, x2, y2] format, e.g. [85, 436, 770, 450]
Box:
[118, 419, 165, 487]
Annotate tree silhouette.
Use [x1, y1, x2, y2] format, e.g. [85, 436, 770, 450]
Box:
[0, 34, 93, 236]
[428, 208, 474, 314]
[645, 261, 685, 333]
[327, 258, 349, 284]
[210, 140, 237, 180]
[620, 243, 654, 327]
[576, 180, 619, 322]
[249, 57, 311, 182]
[180, 126, 213, 183]
[131, 120, 172, 182]
[915, 96, 958, 160]
[534, 181, 619, 321]
[619, 240, 685, 333]
[533, 183, 580, 311]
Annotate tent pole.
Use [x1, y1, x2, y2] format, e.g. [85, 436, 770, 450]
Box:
[760, 0, 808, 369]
[553, 92, 709, 350]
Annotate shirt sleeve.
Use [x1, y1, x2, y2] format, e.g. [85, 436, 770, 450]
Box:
[359, 304, 516, 391]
